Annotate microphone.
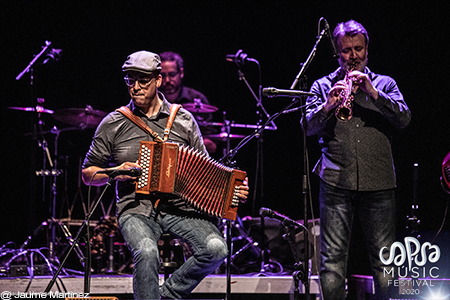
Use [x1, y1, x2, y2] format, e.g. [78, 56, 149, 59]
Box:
[226, 49, 251, 67]
[259, 207, 306, 229]
[324, 18, 339, 58]
[42, 47, 63, 65]
[97, 167, 142, 178]
[262, 87, 315, 98]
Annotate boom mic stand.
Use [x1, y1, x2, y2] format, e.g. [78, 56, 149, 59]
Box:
[227, 50, 278, 277]
[219, 91, 312, 299]
[219, 114, 234, 300]
[16, 41, 66, 269]
[16, 41, 54, 239]
[224, 47, 314, 299]
[262, 19, 331, 298]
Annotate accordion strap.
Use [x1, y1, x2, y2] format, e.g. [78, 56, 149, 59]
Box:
[116, 104, 181, 142]
[164, 104, 181, 141]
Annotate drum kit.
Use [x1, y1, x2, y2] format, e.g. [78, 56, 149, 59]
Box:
[10, 104, 110, 221]
[6, 104, 109, 270]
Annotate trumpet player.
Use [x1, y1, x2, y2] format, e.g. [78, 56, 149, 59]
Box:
[305, 20, 411, 299]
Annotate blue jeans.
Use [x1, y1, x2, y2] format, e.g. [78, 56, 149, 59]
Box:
[319, 180, 396, 300]
[119, 212, 228, 299]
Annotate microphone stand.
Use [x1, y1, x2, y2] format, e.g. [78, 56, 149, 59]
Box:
[16, 41, 53, 239]
[16, 40, 53, 81]
[223, 56, 272, 300]
[16, 41, 65, 266]
[219, 95, 306, 299]
[225, 45, 320, 297]
[281, 221, 304, 300]
[44, 177, 114, 293]
[230, 55, 278, 276]
[406, 163, 420, 238]
[219, 114, 233, 300]
[285, 24, 328, 299]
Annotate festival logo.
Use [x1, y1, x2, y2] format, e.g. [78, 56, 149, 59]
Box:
[380, 236, 442, 297]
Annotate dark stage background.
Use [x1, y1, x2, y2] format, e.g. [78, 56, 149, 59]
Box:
[1, 1, 449, 270]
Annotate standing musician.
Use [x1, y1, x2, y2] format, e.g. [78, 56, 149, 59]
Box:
[304, 20, 411, 299]
[82, 50, 249, 299]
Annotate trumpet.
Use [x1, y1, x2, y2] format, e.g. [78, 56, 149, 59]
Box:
[335, 62, 357, 121]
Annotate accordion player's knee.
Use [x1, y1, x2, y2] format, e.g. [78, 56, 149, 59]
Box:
[133, 238, 159, 263]
[205, 235, 228, 261]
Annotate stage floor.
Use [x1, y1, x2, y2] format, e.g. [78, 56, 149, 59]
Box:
[0, 274, 322, 299]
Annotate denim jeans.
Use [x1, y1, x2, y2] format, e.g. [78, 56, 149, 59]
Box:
[319, 180, 396, 300]
[118, 212, 228, 299]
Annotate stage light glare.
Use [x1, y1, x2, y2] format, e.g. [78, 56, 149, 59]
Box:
[423, 290, 449, 300]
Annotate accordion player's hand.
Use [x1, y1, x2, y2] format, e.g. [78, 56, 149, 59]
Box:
[237, 177, 249, 204]
[110, 161, 142, 182]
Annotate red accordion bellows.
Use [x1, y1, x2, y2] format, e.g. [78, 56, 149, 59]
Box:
[136, 141, 246, 220]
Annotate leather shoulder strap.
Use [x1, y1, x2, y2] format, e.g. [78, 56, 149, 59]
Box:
[116, 106, 164, 142]
[164, 104, 182, 141]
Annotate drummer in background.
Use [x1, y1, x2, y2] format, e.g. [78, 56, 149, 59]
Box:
[159, 51, 217, 153]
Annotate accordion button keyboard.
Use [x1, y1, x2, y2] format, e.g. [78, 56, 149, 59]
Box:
[137, 145, 152, 189]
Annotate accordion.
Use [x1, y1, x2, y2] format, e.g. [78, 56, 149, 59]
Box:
[136, 141, 247, 220]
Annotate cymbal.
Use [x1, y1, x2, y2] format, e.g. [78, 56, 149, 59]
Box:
[182, 102, 218, 113]
[53, 107, 108, 129]
[204, 133, 246, 141]
[8, 106, 54, 114]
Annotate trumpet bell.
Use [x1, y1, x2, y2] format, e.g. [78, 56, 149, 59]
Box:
[336, 106, 352, 121]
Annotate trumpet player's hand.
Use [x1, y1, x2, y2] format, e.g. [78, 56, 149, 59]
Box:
[348, 71, 379, 100]
[324, 80, 347, 114]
